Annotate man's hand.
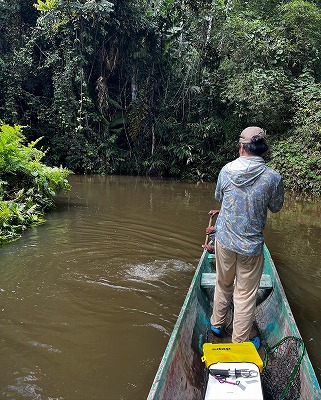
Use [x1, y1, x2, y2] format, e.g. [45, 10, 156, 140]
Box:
[206, 226, 216, 235]
[202, 244, 215, 253]
[208, 209, 220, 217]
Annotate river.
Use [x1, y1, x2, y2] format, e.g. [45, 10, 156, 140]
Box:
[0, 175, 320, 399]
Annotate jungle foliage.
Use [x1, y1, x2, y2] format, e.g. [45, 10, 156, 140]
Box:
[0, 123, 71, 243]
[0, 0, 321, 194]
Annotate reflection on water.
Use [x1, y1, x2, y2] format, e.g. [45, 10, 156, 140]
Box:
[0, 175, 320, 399]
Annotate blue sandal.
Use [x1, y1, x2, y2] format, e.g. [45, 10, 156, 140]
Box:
[249, 336, 261, 350]
[210, 323, 223, 336]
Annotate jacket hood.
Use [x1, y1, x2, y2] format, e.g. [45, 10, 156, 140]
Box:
[226, 156, 267, 187]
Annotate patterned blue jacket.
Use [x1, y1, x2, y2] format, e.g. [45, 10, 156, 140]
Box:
[215, 156, 284, 256]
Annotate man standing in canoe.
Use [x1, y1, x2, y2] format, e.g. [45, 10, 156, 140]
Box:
[206, 126, 284, 349]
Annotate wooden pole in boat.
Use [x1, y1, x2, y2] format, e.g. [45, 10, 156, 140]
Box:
[204, 215, 213, 246]
[204, 209, 219, 246]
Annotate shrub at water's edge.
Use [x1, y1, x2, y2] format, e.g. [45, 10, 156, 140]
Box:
[268, 80, 321, 196]
[0, 123, 72, 244]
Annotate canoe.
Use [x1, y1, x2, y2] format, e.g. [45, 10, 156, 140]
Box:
[147, 245, 321, 400]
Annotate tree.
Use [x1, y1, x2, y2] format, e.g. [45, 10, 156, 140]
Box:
[0, 0, 320, 192]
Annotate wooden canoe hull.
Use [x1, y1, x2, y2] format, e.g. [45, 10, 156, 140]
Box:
[147, 246, 321, 400]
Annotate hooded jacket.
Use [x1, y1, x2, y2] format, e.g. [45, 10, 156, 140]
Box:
[214, 156, 284, 256]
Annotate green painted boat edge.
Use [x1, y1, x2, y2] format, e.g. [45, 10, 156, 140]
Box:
[260, 246, 321, 395]
[147, 249, 207, 399]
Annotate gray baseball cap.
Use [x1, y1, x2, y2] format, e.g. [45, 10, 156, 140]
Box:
[239, 126, 266, 143]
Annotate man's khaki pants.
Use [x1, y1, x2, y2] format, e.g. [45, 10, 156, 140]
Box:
[211, 240, 264, 342]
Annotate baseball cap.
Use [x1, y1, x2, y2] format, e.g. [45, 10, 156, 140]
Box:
[239, 126, 266, 144]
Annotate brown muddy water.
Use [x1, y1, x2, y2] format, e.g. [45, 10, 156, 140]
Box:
[0, 175, 320, 399]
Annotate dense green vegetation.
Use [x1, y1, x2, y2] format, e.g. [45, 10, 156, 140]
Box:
[0, 123, 71, 243]
[0, 0, 321, 194]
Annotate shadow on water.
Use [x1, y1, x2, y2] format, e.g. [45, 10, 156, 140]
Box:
[0, 175, 320, 399]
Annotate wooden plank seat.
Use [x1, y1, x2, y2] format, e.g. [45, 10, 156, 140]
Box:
[201, 272, 273, 289]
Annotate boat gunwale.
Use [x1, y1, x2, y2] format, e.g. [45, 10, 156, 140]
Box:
[147, 249, 208, 399]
